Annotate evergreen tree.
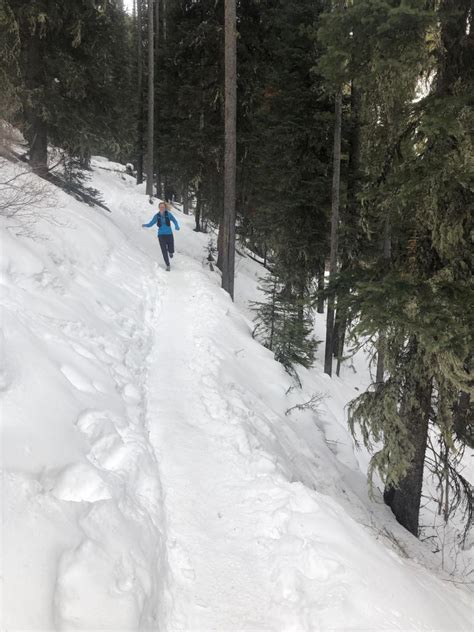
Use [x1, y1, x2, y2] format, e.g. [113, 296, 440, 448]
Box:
[331, 0, 473, 536]
[5, 0, 136, 172]
[252, 268, 317, 376]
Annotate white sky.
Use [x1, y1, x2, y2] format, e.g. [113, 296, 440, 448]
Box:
[123, 0, 134, 14]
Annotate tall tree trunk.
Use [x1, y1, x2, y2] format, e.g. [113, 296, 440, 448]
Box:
[195, 186, 202, 232]
[146, 0, 155, 197]
[335, 317, 346, 377]
[375, 338, 385, 384]
[136, 0, 144, 184]
[154, 0, 160, 192]
[24, 28, 48, 176]
[346, 81, 361, 237]
[317, 262, 325, 314]
[183, 184, 189, 215]
[324, 88, 342, 376]
[384, 343, 431, 536]
[453, 390, 473, 446]
[221, 0, 237, 299]
[162, 0, 167, 42]
[376, 216, 392, 383]
[333, 310, 340, 358]
[334, 80, 360, 376]
[28, 115, 48, 177]
[217, 214, 225, 271]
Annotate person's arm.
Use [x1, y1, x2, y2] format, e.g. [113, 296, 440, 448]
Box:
[169, 212, 180, 231]
[142, 214, 158, 228]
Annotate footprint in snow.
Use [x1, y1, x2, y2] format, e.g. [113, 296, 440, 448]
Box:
[61, 364, 95, 392]
[51, 462, 112, 503]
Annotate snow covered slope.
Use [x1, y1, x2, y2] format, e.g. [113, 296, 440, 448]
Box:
[1, 158, 472, 631]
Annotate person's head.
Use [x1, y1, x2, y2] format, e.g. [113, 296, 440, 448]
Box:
[159, 202, 166, 213]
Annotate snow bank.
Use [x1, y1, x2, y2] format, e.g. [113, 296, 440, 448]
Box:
[1, 158, 471, 631]
[1, 163, 166, 629]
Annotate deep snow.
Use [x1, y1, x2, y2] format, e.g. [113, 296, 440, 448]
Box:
[1, 156, 472, 631]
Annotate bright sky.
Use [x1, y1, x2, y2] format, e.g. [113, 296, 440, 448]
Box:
[123, 0, 134, 14]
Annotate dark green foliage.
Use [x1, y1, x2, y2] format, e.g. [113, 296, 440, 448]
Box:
[252, 269, 317, 375]
[156, 0, 224, 222]
[329, 0, 473, 535]
[0, 0, 21, 123]
[4, 0, 136, 165]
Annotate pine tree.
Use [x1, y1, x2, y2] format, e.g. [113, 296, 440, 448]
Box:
[252, 269, 317, 376]
[0, 0, 21, 130]
[337, 0, 472, 536]
[6, 0, 136, 173]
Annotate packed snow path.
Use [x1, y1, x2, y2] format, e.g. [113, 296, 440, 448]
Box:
[147, 264, 278, 630]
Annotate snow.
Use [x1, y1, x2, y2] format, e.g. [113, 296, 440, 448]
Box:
[1, 156, 472, 631]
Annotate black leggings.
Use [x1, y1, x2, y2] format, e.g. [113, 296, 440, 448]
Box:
[158, 234, 174, 266]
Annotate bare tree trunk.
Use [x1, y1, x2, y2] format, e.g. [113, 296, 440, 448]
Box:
[154, 0, 160, 191]
[24, 27, 48, 176]
[346, 80, 361, 235]
[183, 184, 189, 214]
[217, 214, 225, 271]
[376, 216, 392, 383]
[146, 0, 155, 197]
[317, 262, 325, 314]
[383, 342, 431, 536]
[221, 0, 237, 299]
[453, 390, 472, 446]
[335, 317, 346, 377]
[195, 186, 202, 232]
[324, 88, 342, 376]
[28, 117, 48, 177]
[162, 0, 167, 41]
[136, 0, 144, 184]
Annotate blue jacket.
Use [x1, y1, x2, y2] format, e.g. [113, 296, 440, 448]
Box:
[142, 210, 180, 236]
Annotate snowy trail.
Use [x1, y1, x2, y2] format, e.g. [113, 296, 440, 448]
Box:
[3, 158, 473, 632]
[144, 251, 474, 632]
[142, 254, 473, 632]
[146, 261, 275, 630]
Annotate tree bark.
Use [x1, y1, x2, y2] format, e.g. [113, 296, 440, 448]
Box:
[146, 0, 155, 197]
[183, 184, 189, 215]
[162, 0, 167, 42]
[346, 81, 361, 234]
[335, 317, 346, 377]
[195, 186, 202, 232]
[136, 0, 144, 184]
[28, 115, 48, 177]
[23, 25, 48, 176]
[217, 214, 225, 271]
[317, 263, 325, 314]
[324, 88, 342, 376]
[221, 0, 237, 299]
[376, 216, 392, 383]
[453, 390, 473, 447]
[384, 345, 431, 536]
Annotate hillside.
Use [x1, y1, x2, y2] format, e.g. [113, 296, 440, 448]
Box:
[1, 157, 472, 631]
